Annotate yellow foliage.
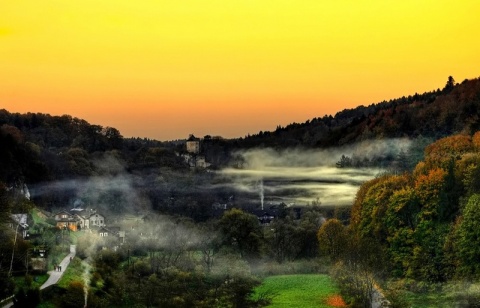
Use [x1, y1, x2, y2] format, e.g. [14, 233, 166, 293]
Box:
[424, 134, 472, 166]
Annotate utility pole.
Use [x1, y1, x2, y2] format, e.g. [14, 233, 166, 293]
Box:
[8, 223, 20, 277]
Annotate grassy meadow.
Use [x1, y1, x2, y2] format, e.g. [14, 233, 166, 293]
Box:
[254, 274, 346, 308]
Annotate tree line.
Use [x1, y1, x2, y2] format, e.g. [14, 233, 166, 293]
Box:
[318, 132, 480, 306]
[236, 77, 480, 148]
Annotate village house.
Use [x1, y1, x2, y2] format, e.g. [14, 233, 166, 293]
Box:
[96, 226, 120, 237]
[98, 226, 110, 237]
[54, 211, 80, 231]
[95, 226, 125, 251]
[252, 211, 276, 225]
[186, 134, 200, 154]
[89, 212, 106, 228]
[53, 209, 106, 231]
[70, 208, 91, 229]
[180, 135, 214, 168]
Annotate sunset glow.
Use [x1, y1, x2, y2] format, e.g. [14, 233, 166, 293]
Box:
[1, 0, 480, 140]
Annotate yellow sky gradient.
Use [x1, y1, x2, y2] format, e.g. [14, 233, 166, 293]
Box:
[1, 0, 479, 140]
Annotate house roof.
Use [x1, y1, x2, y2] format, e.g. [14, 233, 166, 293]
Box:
[89, 213, 105, 219]
[54, 211, 81, 222]
[73, 213, 87, 220]
[249, 209, 278, 217]
[54, 210, 72, 216]
[56, 217, 80, 222]
[96, 226, 120, 236]
[98, 226, 109, 232]
[187, 134, 200, 141]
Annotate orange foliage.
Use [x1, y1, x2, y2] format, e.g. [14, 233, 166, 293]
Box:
[425, 134, 472, 162]
[413, 161, 428, 177]
[326, 295, 347, 307]
[472, 131, 480, 150]
[415, 168, 447, 214]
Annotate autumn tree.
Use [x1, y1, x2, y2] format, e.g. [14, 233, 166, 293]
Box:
[424, 134, 472, 169]
[414, 168, 447, 219]
[317, 219, 347, 261]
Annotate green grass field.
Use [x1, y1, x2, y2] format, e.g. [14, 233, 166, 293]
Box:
[254, 274, 344, 308]
[57, 257, 87, 288]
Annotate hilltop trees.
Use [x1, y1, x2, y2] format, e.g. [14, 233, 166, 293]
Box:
[443, 76, 456, 93]
[238, 77, 480, 148]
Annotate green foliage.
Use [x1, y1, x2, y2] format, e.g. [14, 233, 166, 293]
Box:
[60, 280, 85, 308]
[352, 131, 480, 284]
[57, 258, 87, 289]
[317, 219, 347, 261]
[455, 194, 480, 279]
[357, 174, 409, 242]
[264, 217, 300, 263]
[409, 221, 450, 282]
[457, 153, 480, 198]
[218, 209, 263, 261]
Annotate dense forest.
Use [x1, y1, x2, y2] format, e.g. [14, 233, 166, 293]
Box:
[316, 132, 480, 306]
[2, 76, 480, 307]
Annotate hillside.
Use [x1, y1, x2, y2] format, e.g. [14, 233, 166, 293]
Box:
[0, 76, 479, 216]
[236, 77, 480, 148]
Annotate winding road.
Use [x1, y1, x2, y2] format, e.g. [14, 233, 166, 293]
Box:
[1, 245, 76, 308]
[40, 244, 76, 290]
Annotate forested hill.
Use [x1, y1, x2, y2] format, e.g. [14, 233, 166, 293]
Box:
[236, 77, 480, 148]
[0, 110, 186, 185]
[1, 76, 479, 187]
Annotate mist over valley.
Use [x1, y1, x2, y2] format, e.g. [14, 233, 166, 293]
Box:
[2, 78, 480, 307]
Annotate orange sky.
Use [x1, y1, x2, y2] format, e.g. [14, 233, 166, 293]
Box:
[1, 0, 480, 141]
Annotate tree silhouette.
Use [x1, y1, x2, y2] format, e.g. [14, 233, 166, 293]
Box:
[443, 75, 456, 93]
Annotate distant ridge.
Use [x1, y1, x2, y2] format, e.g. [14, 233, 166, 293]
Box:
[235, 77, 480, 148]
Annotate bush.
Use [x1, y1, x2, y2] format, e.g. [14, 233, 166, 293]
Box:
[60, 281, 85, 308]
